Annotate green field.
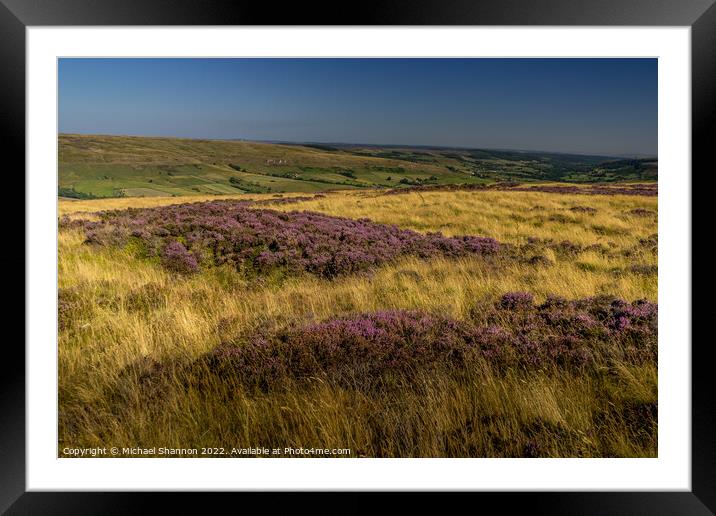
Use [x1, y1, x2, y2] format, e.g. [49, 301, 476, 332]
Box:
[59, 134, 658, 198]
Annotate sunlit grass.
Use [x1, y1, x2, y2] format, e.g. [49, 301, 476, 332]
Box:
[58, 187, 657, 457]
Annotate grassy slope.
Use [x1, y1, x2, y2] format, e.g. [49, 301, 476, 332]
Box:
[59, 134, 483, 198]
[58, 188, 657, 457]
[59, 134, 656, 199]
[336, 145, 657, 183]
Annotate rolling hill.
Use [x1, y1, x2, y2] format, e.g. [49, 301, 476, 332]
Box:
[58, 134, 657, 198]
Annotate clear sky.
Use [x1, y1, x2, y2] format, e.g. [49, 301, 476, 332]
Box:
[58, 58, 657, 156]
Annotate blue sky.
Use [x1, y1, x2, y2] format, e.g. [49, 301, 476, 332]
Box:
[58, 58, 657, 156]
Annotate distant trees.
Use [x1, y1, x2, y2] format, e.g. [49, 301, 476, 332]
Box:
[398, 176, 438, 186]
[58, 186, 97, 199]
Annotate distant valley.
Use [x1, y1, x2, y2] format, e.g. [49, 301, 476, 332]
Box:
[59, 134, 657, 198]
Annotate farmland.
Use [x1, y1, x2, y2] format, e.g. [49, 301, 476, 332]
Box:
[58, 185, 657, 457]
[59, 134, 657, 199]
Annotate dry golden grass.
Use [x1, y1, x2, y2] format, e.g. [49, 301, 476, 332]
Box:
[59, 192, 303, 217]
[58, 187, 657, 457]
[272, 189, 657, 247]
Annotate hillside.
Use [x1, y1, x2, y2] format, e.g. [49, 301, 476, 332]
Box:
[58, 134, 657, 198]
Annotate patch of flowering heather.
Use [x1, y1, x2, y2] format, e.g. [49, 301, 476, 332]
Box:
[498, 292, 534, 310]
[161, 241, 199, 274]
[627, 208, 656, 217]
[527, 255, 553, 267]
[485, 294, 658, 367]
[638, 234, 658, 251]
[204, 310, 479, 389]
[200, 295, 657, 390]
[546, 240, 583, 256]
[58, 288, 81, 331]
[627, 264, 658, 276]
[381, 182, 657, 197]
[63, 200, 500, 278]
[517, 237, 589, 259]
[382, 183, 511, 195]
[569, 206, 597, 214]
[584, 243, 611, 255]
[507, 184, 658, 197]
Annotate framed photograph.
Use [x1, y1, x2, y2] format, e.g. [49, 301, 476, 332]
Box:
[4, 0, 711, 512]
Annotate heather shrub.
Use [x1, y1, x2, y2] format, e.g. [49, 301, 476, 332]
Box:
[498, 291, 534, 310]
[520, 238, 585, 258]
[569, 206, 597, 214]
[161, 241, 199, 274]
[58, 283, 120, 329]
[507, 184, 658, 197]
[552, 240, 582, 256]
[65, 200, 500, 278]
[627, 208, 656, 217]
[198, 295, 657, 392]
[628, 264, 658, 276]
[527, 255, 553, 267]
[109, 355, 172, 406]
[481, 294, 657, 368]
[202, 310, 480, 391]
[585, 243, 611, 255]
[381, 182, 657, 197]
[638, 234, 658, 252]
[58, 288, 82, 331]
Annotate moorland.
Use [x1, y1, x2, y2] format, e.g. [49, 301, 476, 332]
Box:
[58, 145, 658, 457]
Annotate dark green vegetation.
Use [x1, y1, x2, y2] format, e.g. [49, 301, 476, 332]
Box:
[59, 134, 657, 198]
[58, 186, 101, 199]
[341, 145, 658, 183]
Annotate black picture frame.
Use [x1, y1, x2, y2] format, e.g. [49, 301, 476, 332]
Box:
[3, 0, 711, 513]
